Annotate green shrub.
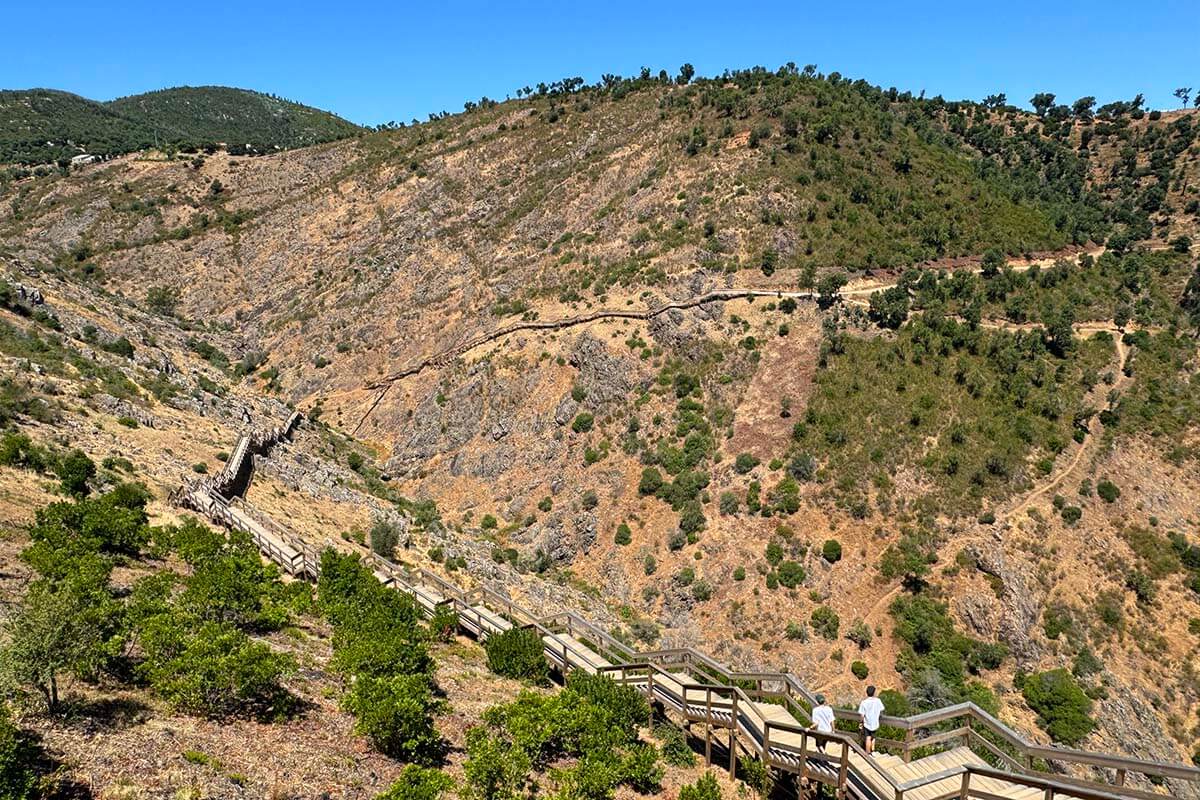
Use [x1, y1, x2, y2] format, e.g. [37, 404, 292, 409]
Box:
[692, 580, 713, 601]
[54, 448, 95, 497]
[370, 516, 402, 557]
[1061, 505, 1082, 524]
[732, 566, 746, 581]
[1022, 668, 1096, 746]
[480, 514, 498, 530]
[614, 523, 632, 545]
[565, 671, 649, 743]
[344, 674, 445, 762]
[734, 452, 759, 474]
[1096, 479, 1120, 503]
[811, 605, 840, 640]
[464, 727, 531, 800]
[822, 539, 843, 563]
[718, 491, 739, 515]
[537, 496, 553, 512]
[572, 412, 594, 433]
[0, 707, 38, 800]
[846, 619, 873, 649]
[851, 660, 869, 680]
[140, 619, 295, 719]
[777, 560, 805, 588]
[638, 467, 663, 495]
[654, 723, 695, 766]
[484, 627, 548, 684]
[376, 765, 454, 800]
[678, 771, 721, 800]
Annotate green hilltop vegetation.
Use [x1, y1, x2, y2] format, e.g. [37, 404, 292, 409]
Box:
[0, 86, 361, 165]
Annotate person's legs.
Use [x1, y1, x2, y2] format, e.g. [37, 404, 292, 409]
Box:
[865, 729, 876, 754]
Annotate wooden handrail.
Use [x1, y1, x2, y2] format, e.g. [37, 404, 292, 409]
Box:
[176, 413, 1200, 800]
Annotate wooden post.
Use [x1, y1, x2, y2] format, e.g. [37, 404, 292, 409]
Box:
[837, 742, 849, 799]
[705, 725, 712, 765]
[904, 727, 914, 762]
[1115, 769, 1126, 787]
[729, 694, 739, 776]
[763, 721, 771, 766]
[958, 770, 970, 800]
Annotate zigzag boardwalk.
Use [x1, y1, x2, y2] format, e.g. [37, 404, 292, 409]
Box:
[173, 414, 1200, 800]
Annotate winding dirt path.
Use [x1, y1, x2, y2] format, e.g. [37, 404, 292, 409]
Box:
[349, 246, 1108, 433]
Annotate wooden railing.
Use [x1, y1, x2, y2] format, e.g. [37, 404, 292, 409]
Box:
[174, 413, 1200, 800]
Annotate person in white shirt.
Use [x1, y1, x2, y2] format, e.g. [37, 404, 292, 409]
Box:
[857, 685, 885, 754]
[810, 693, 835, 753]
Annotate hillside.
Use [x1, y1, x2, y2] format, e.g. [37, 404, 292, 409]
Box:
[0, 86, 361, 165]
[0, 65, 1198, 798]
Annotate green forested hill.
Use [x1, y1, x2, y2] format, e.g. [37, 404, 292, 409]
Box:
[0, 86, 361, 164]
[107, 86, 361, 153]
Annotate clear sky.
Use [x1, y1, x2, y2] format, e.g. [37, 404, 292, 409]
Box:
[3, 0, 1196, 126]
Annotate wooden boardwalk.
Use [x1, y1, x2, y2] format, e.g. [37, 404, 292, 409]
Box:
[173, 414, 1200, 800]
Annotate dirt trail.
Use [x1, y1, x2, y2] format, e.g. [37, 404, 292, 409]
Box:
[349, 246, 1107, 432]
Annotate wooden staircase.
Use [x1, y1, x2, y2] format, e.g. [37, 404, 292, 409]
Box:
[173, 413, 1199, 800]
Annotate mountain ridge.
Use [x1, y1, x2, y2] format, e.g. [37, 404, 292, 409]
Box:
[0, 85, 361, 164]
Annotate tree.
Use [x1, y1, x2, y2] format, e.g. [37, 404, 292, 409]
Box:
[1030, 93, 1056, 117]
[54, 449, 95, 498]
[1071, 96, 1096, 119]
[868, 286, 910, 329]
[980, 248, 1005, 278]
[370, 516, 402, 557]
[816, 272, 848, 308]
[343, 674, 445, 762]
[1175, 87, 1192, 107]
[1022, 669, 1095, 745]
[676, 63, 695, 85]
[1, 572, 119, 714]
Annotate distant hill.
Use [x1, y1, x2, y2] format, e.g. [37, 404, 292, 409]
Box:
[0, 86, 361, 164]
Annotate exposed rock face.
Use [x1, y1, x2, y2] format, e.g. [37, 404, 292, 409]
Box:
[568, 333, 634, 405]
[964, 539, 1042, 659]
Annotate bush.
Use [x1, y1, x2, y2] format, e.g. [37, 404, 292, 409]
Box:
[822, 539, 843, 563]
[370, 516, 402, 557]
[846, 619, 873, 649]
[1061, 505, 1082, 524]
[851, 660, 869, 680]
[464, 727, 531, 800]
[344, 674, 445, 763]
[484, 627, 548, 684]
[777, 560, 805, 588]
[140, 619, 295, 719]
[638, 467, 664, 495]
[678, 771, 721, 800]
[654, 723, 695, 766]
[0, 707, 37, 800]
[54, 449, 95, 497]
[811, 605, 840, 640]
[692, 580, 713, 601]
[572, 413, 594, 433]
[1096, 479, 1120, 503]
[566, 671, 649, 743]
[376, 765, 454, 800]
[1022, 668, 1096, 746]
[614, 523, 632, 546]
[718, 491, 739, 515]
[537, 496, 553, 512]
[734, 453, 759, 474]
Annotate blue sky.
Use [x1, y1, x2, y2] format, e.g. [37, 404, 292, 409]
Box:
[3, 0, 1196, 126]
